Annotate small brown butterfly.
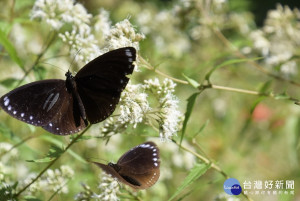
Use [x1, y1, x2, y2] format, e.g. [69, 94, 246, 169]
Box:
[92, 141, 160, 190]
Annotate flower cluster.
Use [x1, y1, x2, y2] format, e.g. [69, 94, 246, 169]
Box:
[101, 78, 182, 141]
[20, 165, 74, 195]
[31, 0, 143, 64]
[106, 19, 145, 52]
[118, 84, 150, 128]
[31, 0, 91, 30]
[249, 4, 300, 77]
[75, 173, 120, 201]
[0, 142, 19, 183]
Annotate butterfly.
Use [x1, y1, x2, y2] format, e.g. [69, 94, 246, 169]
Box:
[92, 141, 160, 190]
[0, 47, 136, 135]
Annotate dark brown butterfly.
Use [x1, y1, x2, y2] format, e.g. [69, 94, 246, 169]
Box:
[93, 141, 160, 190]
[0, 47, 136, 135]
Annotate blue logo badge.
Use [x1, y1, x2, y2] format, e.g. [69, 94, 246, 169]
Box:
[224, 178, 242, 195]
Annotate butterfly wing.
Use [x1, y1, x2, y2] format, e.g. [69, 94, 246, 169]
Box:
[41, 91, 87, 135]
[92, 162, 143, 189]
[0, 79, 86, 135]
[116, 141, 160, 189]
[0, 80, 67, 126]
[75, 47, 136, 123]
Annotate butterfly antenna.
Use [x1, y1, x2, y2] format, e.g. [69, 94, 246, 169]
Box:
[39, 61, 66, 73]
[68, 49, 82, 72]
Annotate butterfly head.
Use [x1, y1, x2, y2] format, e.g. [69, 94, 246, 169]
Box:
[65, 70, 73, 79]
[108, 162, 121, 172]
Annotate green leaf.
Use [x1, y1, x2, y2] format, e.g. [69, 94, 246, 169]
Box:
[26, 145, 63, 163]
[191, 120, 210, 138]
[180, 92, 200, 144]
[33, 65, 47, 80]
[0, 78, 20, 88]
[40, 135, 87, 163]
[274, 92, 290, 100]
[205, 57, 262, 81]
[259, 80, 273, 94]
[182, 74, 200, 88]
[0, 122, 20, 142]
[23, 196, 43, 201]
[250, 96, 266, 114]
[0, 29, 24, 70]
[168, 163, 210, 201]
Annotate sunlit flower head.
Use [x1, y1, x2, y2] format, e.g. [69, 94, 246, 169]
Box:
[31, 0, 91, 30]
[106, 19, 145, 52]
[93, 172, 120, 201]
[118, 83, 150, 128]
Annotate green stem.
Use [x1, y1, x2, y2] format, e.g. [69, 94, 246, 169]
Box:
[174, 140, 254, 201]
[139, 56, 189, 85]
[213, 28, 300, 87]
[15, 125, 91, 197]
[16, 31, 57, 87]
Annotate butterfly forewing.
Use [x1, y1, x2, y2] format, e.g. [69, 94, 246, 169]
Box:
[0, 80, 68, 127]
[75, 47, 136, 123]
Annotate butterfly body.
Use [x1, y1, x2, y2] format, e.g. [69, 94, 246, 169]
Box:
[0, 47, 136, 135]
[93, 141, 160, 190]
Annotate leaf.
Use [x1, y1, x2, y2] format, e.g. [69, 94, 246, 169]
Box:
[191, 120, 210, 138]
[33, 65, 47, 80]
[0, 29, 24, 70]
[40, 135, 87, 163]
[259, 80, 273, 94]
[23, 196, 43, 201]
[274, 92, 290, 100]
[180, 92, 200, 144]
[0, 78, 20, 88]
[250, 96, 266, 114]
[26, 145, 63, 163]
[205, 57, 262, 81]
[168, 163, 211, 201]
[0, 122, 20, 142]
[182, 74, 200, 88]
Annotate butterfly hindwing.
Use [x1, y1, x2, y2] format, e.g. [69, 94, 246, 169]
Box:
[41, 91, 87, 135]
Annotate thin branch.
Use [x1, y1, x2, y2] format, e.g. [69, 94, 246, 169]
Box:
[139, 56, 189, 85]
[15, 125, 91, 197]
[174, 140, 254, 201]
[213, 28, 300, 87]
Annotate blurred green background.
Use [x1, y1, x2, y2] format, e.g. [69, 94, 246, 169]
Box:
[0, 0, 300, 200]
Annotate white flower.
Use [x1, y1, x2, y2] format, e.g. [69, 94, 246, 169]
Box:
[31, 0, 91, 30]
[144, 78, 182, 141]
[20, 165, 74, 195]
[93, 173, 120, 201]
[106, 19, 145, 52]
[94, 9, 112, 39]
[118, 84, 150, 128]
[159, 92, 182, 141]
[59, 28, 102, 64]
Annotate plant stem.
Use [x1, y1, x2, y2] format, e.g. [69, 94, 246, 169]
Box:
[17, 31, 57, 87]
[15, 125, 90, 197]
[139, 56, 189, 85]
[174, 140, 254, 201]
[213, 28, 300, 87]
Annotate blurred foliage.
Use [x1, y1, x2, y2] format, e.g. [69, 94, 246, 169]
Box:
[0, 0, 300, 201]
